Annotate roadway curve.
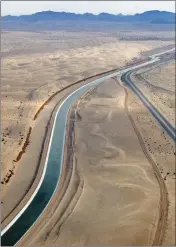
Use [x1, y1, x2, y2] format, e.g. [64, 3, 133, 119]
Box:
[121, 71, 176, 141]
[1, 48, 175, 246]
[120, 60, 176, 245]
[118, 81, 169, 246]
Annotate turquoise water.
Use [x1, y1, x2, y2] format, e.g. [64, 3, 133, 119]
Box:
[1, 80, 101, 246]
[2, 55, 169, 246]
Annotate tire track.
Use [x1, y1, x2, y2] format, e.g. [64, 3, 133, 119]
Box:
[115, 79, 169, 246]
[33, 58, 147, 120]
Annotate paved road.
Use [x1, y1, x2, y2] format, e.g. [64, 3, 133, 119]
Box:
[119, 82, 169, 246]
[120, 52, 175, 245]
[1, 48, 175, 246]
[121, 70, 176, 141]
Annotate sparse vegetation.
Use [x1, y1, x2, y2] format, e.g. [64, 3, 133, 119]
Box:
[1, 17, 175, 246]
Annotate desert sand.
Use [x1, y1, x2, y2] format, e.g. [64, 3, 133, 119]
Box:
[1, 31, 174, 186]
[19, 78, 172, 246]
[142, 60, 175, 91]
[1, 28, 175, 245]
[125, 83, 175, 246]
[130, 59, 175, 126]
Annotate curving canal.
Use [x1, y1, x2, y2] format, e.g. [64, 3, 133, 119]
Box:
[1, 77, 106, 246]
[2, 51, 173, 246]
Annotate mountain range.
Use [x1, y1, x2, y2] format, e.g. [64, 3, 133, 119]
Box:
[2, 10, 175, 24]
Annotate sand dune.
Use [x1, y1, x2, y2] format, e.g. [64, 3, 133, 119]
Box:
[126, 82, 175, 245]
[19, 79, 162, 246]
[1, 29, 175, 245]
[2, 32, 172, 188]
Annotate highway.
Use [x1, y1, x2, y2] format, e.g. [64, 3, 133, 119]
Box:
[1, 48, 175, 246]
[121, 71, 176, 141]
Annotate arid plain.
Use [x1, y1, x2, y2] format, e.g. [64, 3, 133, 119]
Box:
[19, 75, 175, 246]
[131, 59, 175, 125]
[1, 23, 175, 246]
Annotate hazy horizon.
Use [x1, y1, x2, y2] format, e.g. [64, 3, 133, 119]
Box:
[1, 1, 175, 16]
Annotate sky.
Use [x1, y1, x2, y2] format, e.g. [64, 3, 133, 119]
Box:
[1, 1, 175, 16]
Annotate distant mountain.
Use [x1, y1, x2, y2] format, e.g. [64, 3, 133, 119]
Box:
[2, 10, 175, 24]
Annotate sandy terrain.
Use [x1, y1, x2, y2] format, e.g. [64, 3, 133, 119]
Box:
[19, 79, 165, 246]
[2, 69, 128, 227]
[2, 30, 173, 190]
[1, 37, 151, 182]
[2, 29, 175, 57]
[125, 84, 175, 245]
[1, 28, 175, 242]
[130, 59, 175, 126]
[142, 60, 175, 92]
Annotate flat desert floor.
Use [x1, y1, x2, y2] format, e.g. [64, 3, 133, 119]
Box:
[131, 59, 175, 126]
[19, 77, 175, 246]
[1, 30, 174, 186]
[1, 26, 175, 245]
[125, 82, 175, 246]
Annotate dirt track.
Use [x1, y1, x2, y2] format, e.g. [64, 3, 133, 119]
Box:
[117, 80, 169, 246]
[2, 58, 149, 227]
[2, 57, 173, 246]
[16, 75, 173, 246]
[1, 58, 145, 187]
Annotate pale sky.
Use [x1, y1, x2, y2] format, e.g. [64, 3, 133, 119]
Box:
[1, 1, 175, 16]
